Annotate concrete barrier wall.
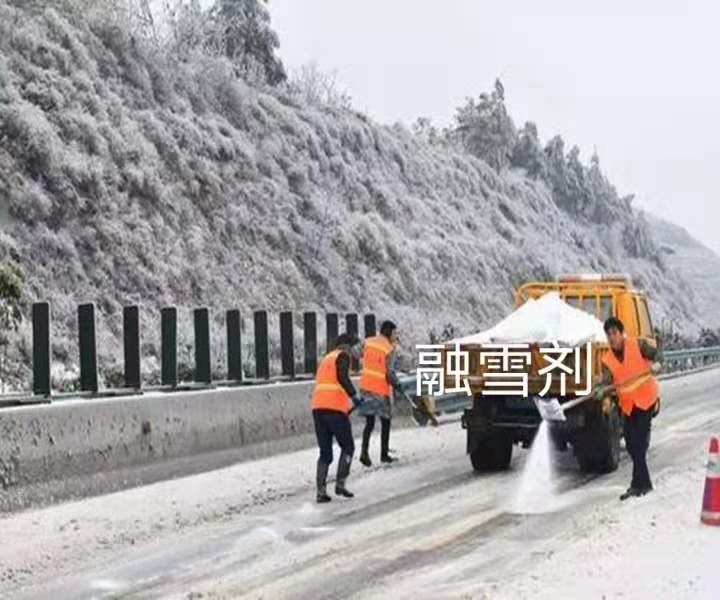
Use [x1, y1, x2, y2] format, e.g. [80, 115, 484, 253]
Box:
[0, 381, 320, 496]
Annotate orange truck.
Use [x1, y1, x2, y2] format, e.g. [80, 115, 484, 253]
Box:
[456, 273, 657, 473]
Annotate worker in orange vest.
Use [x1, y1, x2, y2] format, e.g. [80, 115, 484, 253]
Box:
[311, 333, 364, 503]
[358, 320, 402, 466]
[598, 317, 661, 501]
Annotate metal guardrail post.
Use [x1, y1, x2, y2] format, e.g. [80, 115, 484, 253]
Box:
[280, 311, 295, 378]
[345, 313, 359, 371]
[226, 309, 243, 381]
[194, 308, 212, 384]
[254, 310, 270, 379]
[78, 303, 98, 393]
[303, 311, 317, 374]
[161, 307, 178, 387]
[32, 302, 51, 396]
[123, 305, 141, 389]
[345, 313, 359, 337]
[364, 313, 376, 338]
[326, 313, 338, 353]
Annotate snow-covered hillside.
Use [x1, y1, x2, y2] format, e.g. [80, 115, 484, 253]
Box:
[0, 3, 707, 380]
[648, 214, 720, 330]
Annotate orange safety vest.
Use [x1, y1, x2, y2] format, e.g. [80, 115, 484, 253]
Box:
[360, 335, 393, 397]
[311, 349, 351, 413]
[601, 336, 658, 417]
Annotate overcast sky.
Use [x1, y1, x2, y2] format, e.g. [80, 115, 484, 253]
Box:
[269, 0, 720, 254]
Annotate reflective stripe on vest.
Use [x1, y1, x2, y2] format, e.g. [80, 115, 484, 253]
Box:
[360, 335, 392, 397]
[311, 349, 350, 413]
[601, 337, 658, 417]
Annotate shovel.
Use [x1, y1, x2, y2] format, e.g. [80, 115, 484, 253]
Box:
[534, 370, 652, 422]
[396, 388, 439, 427]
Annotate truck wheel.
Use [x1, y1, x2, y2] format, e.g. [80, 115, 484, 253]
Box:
[598, 404, 621, 473]
[577, 454, 598, 472]
[575, 405, 621, 473]
[470, 434, 513, 472]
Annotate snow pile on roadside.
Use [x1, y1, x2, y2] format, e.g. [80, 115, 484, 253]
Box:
[451, 291, 607, 347]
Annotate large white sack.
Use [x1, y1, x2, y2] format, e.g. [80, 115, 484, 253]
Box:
[452, 292, 607, 347]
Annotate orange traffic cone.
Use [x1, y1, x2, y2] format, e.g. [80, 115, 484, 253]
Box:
[701, 437, 720, 526]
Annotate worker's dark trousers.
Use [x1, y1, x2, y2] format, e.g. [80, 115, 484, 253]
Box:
[313, 409, 355, 465]
[362, 416, 392, 457]
[623, 406, 653, 490]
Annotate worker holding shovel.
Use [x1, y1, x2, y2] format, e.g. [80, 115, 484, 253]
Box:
[597, 317, 661, 501]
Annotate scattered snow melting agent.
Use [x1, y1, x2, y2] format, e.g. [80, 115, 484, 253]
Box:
[511, 421, 558, 514]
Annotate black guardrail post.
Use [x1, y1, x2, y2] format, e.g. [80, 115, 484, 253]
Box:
[364, 313, 376, 338]
[161, 307, 177, 387]
[226, 309, 243, 381]
[326, 313, 338, 353]
[254, 310, 269, 379]
[123, 305, 141, 389]
[32, 302, 51, 396]
[303, 311, 317, 373]
[194, 307, 212, 384]
[78, 303, 98, 393]
[345, 313, 359, 338]
[345, 313, 359, 371]
[280, 311, 295, 378]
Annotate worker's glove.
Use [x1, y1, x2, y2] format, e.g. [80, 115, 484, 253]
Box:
[351, 394, 364, 408]
[650, 362, 662, 375]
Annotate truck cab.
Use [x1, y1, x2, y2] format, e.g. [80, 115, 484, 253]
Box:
[459, 273, 657, 473]
[514, 273, 655, 342]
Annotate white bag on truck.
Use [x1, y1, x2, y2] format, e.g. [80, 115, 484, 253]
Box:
[452, 292, 606, 347]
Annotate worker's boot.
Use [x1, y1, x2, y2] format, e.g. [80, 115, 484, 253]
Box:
[335, 452, 354, 498]
[380, 418, 395, 463]
[637, 484, 653, 496]
[619, 487, 641, 501]
[316, 461, 331, 503]
[360, 427, 372, 467]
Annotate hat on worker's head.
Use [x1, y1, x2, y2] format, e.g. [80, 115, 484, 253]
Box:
[380, 320, 397, 337]
[334, 333, 360, 350]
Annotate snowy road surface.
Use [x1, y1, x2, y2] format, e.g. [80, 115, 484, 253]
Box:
[3, 368, 720, 599]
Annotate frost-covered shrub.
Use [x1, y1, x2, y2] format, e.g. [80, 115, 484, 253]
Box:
[51, 363, 80, 392]
[1, 102, 60, 178]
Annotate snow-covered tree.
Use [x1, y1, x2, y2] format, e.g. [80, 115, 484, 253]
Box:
[510, 121, 547, 179]
[209, 0, 286, 85]
[287, 62, 351, 109]
[566, 145, 589, 213]
[0, 262, 24, 393]
[453, 79, 517, 171]
[411, 117, 440, 145]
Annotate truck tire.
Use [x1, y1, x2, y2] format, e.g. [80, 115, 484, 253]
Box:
[598, 404, 621, 473]
[470, 434, 513, 472]
[576, 405, 621, 473]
